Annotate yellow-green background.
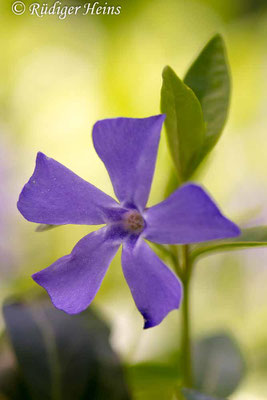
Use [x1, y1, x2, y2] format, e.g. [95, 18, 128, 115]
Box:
[0, 0, 267, 398]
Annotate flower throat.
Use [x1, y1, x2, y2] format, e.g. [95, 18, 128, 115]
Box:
[123, 210, 144, 234]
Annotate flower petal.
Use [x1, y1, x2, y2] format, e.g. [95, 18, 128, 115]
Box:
[121, 238, 182, 328]
[144, 183, 240, 244]
[92, 115, 165, 210]
[18, 152, 121, 225]
[32, 227, 123, 314]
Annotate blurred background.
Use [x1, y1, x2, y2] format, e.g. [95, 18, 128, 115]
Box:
[0, 0, 267, 398]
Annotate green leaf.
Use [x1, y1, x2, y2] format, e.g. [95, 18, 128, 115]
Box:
[127, 362, 180, 400]
[3, 302, 130, 400]
[161, 66, 205, 182]
[164, 164, 180, 198]
[184, 34, 230, 158]
[0, 368, 30, 399]
[193, 333, 245, 398]
[182, 388, 225, 400]
[190, 226, 267, 261]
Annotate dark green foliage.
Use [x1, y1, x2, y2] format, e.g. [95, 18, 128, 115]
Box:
[2, 301, 130, 400]
[193, 333, 245, 398]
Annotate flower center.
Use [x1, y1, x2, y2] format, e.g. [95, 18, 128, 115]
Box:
[123, 210, 144, 234]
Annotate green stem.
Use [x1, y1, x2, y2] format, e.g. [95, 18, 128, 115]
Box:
[180, 245, 193, 388]
[170, 245, 183, 278]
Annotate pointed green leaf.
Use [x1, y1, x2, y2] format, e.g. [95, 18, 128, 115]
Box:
[184, 34, 231, 157]
[161, 66, 205, 182]
[190, 226, 267, 261]
[193, 333, 245, 398]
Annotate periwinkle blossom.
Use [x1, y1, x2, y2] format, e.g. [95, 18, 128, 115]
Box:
[17, 115, 240, 328]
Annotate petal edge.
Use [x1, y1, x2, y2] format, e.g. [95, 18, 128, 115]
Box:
[92, 115, 165, 210]
[121, 238, 182, 329]
[32, 227, 122, 314]
[144, 183, 240, 244]
[18, 152, 121, 226]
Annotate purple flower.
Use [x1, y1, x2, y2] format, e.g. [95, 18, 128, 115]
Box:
[17, 115, 240, 328]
